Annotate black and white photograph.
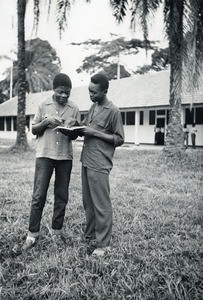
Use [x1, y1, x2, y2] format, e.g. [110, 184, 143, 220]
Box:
[0, 1, 203, 299]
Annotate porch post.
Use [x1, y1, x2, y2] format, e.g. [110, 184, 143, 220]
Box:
[181, 107, 184, 124]
[134, 109, 140, 145]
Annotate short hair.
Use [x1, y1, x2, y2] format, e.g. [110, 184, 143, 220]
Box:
[90, 73, 109, 91]
[53, 73, 72, 89]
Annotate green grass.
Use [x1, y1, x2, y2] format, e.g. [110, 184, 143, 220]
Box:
[0, 142, 203, 300]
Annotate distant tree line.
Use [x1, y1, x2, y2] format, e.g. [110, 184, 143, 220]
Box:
[74, 38, 169, 80]
[0, 36, 169, 104]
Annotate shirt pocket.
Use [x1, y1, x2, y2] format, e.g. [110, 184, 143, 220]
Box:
[96, 120, 107, 129]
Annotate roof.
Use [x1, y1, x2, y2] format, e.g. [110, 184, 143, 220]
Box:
[0, 70, 202, 117]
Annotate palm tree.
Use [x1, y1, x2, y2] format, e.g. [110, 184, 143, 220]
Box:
[14, 0, 89, 150]
[110, 0, 203, 156]
[14, 0, 27, 150]
[1, 38, 61, 98]
[14, 0, 65, 150]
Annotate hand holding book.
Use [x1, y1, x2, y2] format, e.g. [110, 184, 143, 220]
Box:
[52, 125, 86, 139]
[53, 125, 86, 132]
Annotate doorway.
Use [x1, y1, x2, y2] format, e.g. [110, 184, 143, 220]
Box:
[155, 117, 165, 145]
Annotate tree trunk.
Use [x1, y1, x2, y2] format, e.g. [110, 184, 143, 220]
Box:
[13, 0, 29, 150]
[164, 0, 185, 157]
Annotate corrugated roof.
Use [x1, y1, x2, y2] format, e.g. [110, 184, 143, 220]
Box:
[0, 70, 202, 117]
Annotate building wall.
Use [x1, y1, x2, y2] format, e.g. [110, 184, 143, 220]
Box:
[123, 126, 135, 143]
[0, 106, 203, 146]
[122, 108, 168, 145]
[122, 106, 203, 146]
[138, 110, 157, 144]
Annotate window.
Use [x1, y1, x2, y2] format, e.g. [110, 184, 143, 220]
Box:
[157, 109, 165, 115]
[6, 117, 11, 131]
[149, 110, 156, 125]
[196, 107, 203, 124]
[185, 108, 194, 124]
[80, 113, 86, 122]
[167, 110, 170, 125]
[121, 112, 125, 125]
[0, 117, 4, 131]
[139, 111, 144, 125]
[126, 111, 135, 125]
[13, 117, 17, 131]
[26, 116, 30, 129]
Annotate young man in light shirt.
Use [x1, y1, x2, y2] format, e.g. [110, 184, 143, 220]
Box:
[22, 73, 79, 250]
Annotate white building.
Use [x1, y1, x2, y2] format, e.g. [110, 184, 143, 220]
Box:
[0, 70, 203, 146]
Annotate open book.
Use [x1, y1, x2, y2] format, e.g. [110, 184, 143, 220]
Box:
[52, 125, 86, 132]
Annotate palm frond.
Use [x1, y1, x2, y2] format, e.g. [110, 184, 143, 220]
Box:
[110, 0, 128, 23]
[56, 0, 71, 38]
[47, 0, 52, 21]
[32, 0, 40, 35]
[130, 0, 161, 49]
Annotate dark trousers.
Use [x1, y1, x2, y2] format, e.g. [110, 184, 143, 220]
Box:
[82, 166, 112, 247]
[191, 133, 196, 149]
[28, 158, 72, 233]
[183, 134, 188, 148]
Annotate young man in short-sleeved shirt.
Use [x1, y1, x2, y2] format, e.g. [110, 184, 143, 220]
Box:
[22, 73, 79, 250]
[79, 73, 124, 256]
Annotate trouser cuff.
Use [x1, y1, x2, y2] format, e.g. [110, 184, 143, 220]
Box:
[28, 231, 39, 238]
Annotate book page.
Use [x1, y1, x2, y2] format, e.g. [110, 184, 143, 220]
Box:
[53, 125, 86, 132]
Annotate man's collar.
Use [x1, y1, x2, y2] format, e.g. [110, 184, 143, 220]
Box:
[45, 97, 74, 108]
[96, 99, 112, 109]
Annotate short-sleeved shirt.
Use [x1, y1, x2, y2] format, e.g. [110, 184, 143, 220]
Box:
[32, 96, 79, 160]
[190, 127, 197, 135]
[81, 100, 124, 174]
[183, 127, 189, 137]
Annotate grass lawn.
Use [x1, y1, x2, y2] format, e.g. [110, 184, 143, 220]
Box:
[0, 141, 203, 300]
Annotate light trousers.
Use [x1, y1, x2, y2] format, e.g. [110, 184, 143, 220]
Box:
[82, 166, 112, 247]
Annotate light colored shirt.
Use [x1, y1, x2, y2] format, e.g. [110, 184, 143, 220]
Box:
[190, 127, 198, 134]
[32, 96, 79, 160]
[183, 127, 189, 137]
[81, 100, 124, 174]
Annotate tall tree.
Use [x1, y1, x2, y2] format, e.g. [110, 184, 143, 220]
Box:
[14, 0, 89, 151]
[110, 0, 203, 156]
[74, 38, 156, 79]
[135, 47, 170, 74]
[15, 0, 27, 150]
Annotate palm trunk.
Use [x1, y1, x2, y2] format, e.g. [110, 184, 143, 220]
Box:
[14, 0, 28, 150]
[164, 0, 185, 156]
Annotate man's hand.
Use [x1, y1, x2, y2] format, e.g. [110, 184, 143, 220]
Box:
[80, 126, 96, 136]
[46, 116, 64, 128]
[64, 118, 78, 127]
